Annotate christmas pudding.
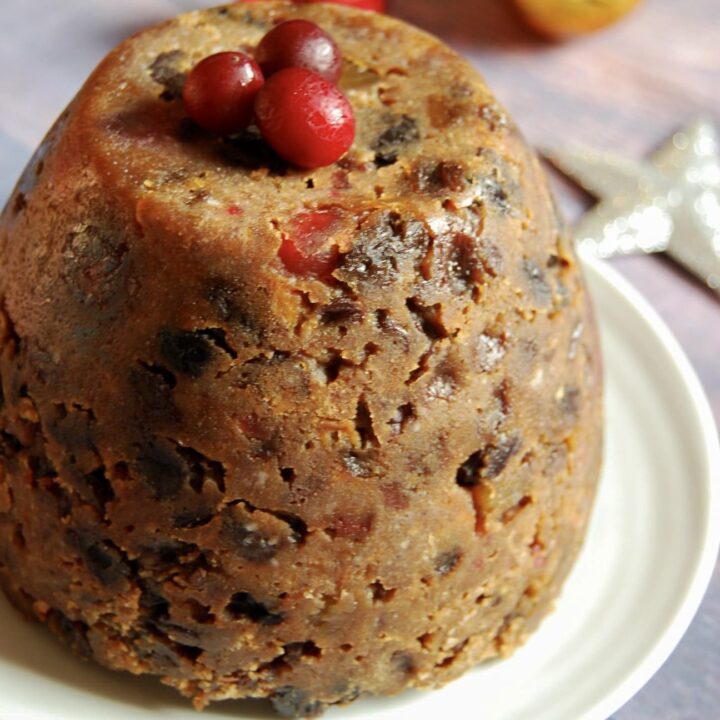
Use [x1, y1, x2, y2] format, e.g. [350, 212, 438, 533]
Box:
[0, 1, 603, 716]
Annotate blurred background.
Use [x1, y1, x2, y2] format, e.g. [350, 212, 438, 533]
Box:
[0, 1, 718, 718]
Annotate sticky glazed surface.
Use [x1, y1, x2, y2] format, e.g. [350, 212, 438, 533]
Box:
[0, 2, 602, 715]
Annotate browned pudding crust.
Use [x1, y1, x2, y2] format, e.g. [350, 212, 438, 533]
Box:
[0, 2, 602, 716]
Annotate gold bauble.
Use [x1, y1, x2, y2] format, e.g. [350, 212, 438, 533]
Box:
[514, 0, 642, 37]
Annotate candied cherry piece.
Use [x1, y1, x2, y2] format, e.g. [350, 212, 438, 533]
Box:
[183, 51, 264, 135]
[254, 67, 355, 169]
[256, 20, 342, 83]
[279, 208, 343, 279]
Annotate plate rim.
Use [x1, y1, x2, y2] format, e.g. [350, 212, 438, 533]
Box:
[580, 253, 720, 720]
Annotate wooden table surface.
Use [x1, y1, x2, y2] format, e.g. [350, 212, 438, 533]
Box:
[1, 0, 718, 718]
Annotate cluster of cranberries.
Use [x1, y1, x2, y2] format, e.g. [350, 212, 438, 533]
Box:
[183, 18, 357, 169]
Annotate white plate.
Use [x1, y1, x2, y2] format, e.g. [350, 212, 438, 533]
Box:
[0, 256, 718, 720]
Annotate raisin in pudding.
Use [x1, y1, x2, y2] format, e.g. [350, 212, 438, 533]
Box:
[0, 1, 602, 716]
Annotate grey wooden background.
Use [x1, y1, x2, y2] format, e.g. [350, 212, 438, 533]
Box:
[0, 0, 718, 718]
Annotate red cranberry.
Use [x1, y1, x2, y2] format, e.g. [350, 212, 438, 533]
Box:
[256, 20, 342, 83]
[279, 208, 343, 279]
[295, 0, 386, 10]
[239, 0, 385, 8]
[254, 67, 355, 169]
[183, 52, 264, 135]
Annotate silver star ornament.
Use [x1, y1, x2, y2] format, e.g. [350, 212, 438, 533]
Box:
[545, 119, 720, 294]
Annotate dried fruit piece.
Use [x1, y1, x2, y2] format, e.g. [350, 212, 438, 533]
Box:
[278, 207, 343, 279]
[159, 330, 216, 378]
[372, 115, 420, 166]
[226, 591, 284, 625]
[149, 50, 187, 101]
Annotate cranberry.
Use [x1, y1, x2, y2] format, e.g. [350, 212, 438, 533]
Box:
[254, 67, 355, 169]
[238, 0, 385, 8]
[296, 0, 386, 10]
[279, 208, 343, 279]
[183, 52, 264, 135]
[256, 20, 342, 83]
